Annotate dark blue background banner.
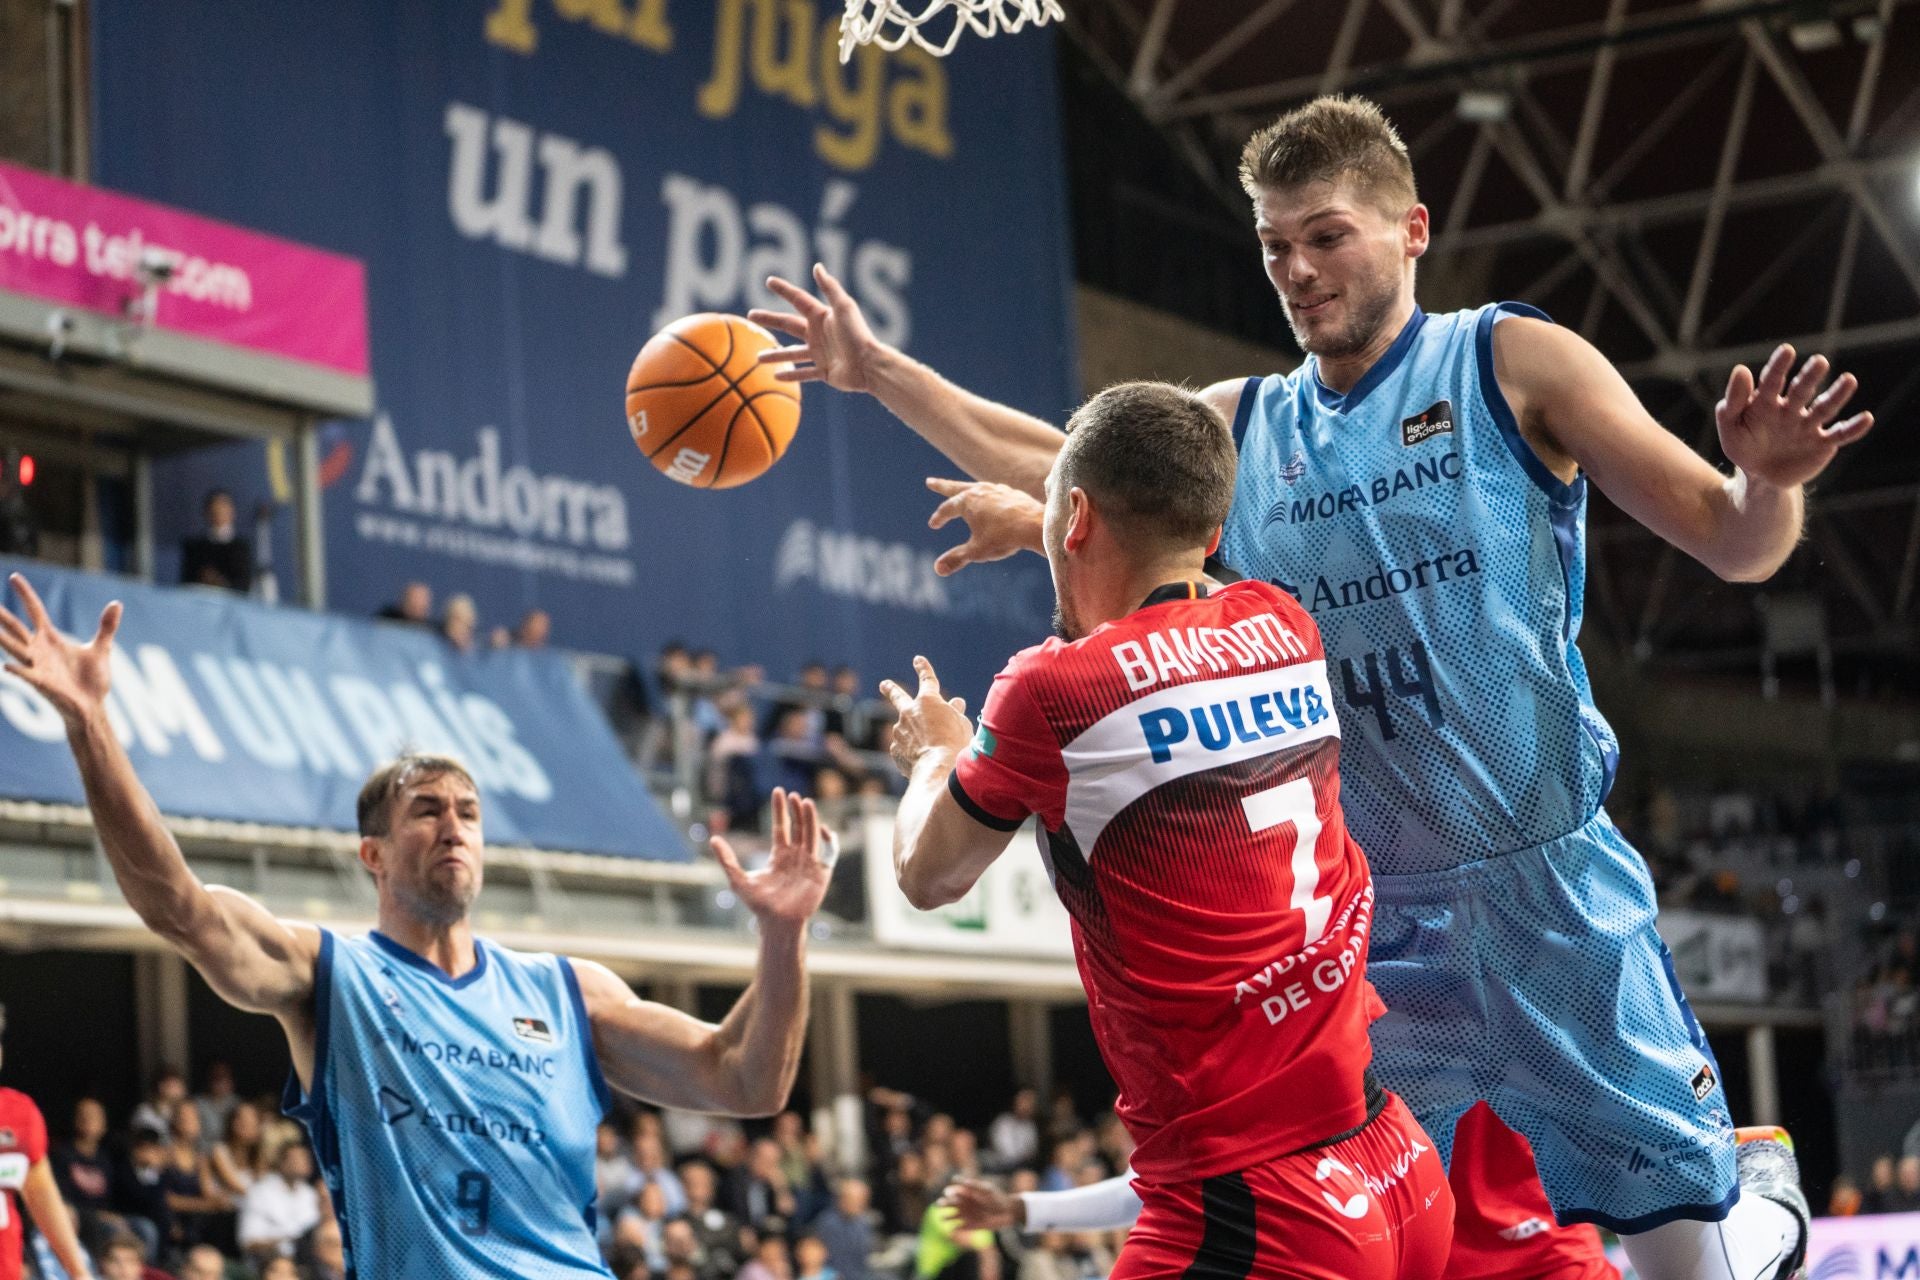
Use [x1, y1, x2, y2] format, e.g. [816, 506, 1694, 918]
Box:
[91, 1, 1075, 700]
[0, 559, 686, 858]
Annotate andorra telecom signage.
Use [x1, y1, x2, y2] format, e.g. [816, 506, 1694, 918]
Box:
[0, 160, 370, 416]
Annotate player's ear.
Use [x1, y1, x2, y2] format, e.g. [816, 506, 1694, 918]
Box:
[1205, 526, 1222, 557]
[356, 835, 383, 878]
[1404, 203, 1430, 259]
[1064, 487, 1093, 553]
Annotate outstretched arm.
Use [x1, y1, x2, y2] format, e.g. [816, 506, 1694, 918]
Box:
[941, 1171, 1144, 1234]
[1495, 320, 1874, 583]
[574, 789, 829, 1115]
[0, 574, 317, 1042]
[880, 657, 1016, 910]
[751, 265, 1067, 498]
[21, 1158, 93, 1279]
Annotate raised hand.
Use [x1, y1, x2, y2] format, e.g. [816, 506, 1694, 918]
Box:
[710, 788, 832, 929]
[1717, 344, 1875, 489]
[0, 572, 121, 727]
[927, 478, 1047, 576]
[879, 656, 972, 777]
[939, 1177, 1022, 1232]
[749, 263, 886, 392]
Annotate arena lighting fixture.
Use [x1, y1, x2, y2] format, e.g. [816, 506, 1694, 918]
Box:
[16, 455, 32, 487]
[1455, 90, 1511, 123]
[1787, 18, 1842, 50]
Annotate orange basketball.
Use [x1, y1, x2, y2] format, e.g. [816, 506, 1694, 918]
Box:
[624, 313, 801, 489]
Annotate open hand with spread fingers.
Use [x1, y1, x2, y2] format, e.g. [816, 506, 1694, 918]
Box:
[709, 788, 833, 929]
[0, 572, 121, 730]
[879, 656, 972, 777]
[749, 263, 886, 392]
[1717, 344, 1875, 489]
[926, 478, 1046, 576]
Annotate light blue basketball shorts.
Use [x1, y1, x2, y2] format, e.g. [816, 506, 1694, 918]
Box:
[1366, 806, 1739, 1234]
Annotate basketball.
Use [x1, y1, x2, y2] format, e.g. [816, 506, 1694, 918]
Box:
[624, 313, 801, 489]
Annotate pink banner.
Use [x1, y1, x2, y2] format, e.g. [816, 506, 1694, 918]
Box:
[0, 161, 367, 376]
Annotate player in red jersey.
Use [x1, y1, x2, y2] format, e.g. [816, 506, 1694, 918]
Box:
[942, 1102, 1615, 1280]
[881, 382, 1452, 1280]
[0, 1007, 94, 1280]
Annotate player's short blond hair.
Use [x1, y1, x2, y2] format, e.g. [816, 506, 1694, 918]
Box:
[1239, 95, 1417, 213]
[356, 753, 478, 837]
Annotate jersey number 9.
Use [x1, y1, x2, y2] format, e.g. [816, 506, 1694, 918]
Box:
[456, 1170, 492, 1235]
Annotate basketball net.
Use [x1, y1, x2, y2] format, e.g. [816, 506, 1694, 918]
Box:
[838, 0, 1066, 61]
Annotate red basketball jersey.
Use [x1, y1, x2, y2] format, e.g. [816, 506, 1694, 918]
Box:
[952, 579, 1382, 1182]
[0, 1088, 48, 1280]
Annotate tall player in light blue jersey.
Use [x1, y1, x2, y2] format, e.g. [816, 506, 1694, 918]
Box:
[0, 571, 831, 1280]
[752, 99, 1873, 1280]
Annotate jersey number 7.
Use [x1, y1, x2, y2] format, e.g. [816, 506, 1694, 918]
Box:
[1241, 777, 1334, 947]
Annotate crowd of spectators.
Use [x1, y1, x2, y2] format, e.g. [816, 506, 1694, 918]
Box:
[374, 578, 551, 654]
[31, 1064, 339, 1280]
[21, 1062, 1132, 1280]
[583, 1083, 1134, 1280]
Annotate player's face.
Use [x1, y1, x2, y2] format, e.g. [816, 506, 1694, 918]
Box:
[1254, 179, 1422, 359]
[370, 772, 485, 926]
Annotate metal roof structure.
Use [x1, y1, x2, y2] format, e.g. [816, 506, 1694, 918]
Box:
[1062, 0, 1920, 696]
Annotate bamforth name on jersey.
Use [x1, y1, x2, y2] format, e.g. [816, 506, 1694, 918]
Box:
[1263, 453, 1461, 529]
[1112, 612, 1309, 693]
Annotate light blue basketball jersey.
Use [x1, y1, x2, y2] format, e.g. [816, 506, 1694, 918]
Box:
[1220, 304, 1619, 876]
[285, 930, 613, 1279]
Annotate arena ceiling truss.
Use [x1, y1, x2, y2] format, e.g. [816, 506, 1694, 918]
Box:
[1064, 0, 1920, 697]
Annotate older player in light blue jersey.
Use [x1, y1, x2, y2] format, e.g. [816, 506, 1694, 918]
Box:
[752, 95, 1875, 1280]
[0, 571, 830, 1280]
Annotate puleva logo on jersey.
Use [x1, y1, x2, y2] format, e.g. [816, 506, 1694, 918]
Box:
[1261, 453, 1461, 529]
[1400, 399, 1455, 446]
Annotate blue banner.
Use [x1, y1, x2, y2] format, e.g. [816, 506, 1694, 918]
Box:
[90, 1, 1075, 701]
[0, 559, 687, 859]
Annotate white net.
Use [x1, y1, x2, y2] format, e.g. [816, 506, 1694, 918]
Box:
[838, 0, 1066, 61]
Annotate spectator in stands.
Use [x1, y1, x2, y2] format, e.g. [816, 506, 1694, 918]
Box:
[812, 1178, 874, 1280]
[988, 1090, 1039, 1172]
[766, 709, 825, 799]
[739, 1235, 794, 1280]
[661, 1217, 710, 1280]
[1894, 1154, 1920, 1214]
[176, 1243, 225, 1280]
[191, 1063, 238, 1156]
[259, 1258, 299, 1280]
[680, 1159, 743, 1278]
[516, 608, 552, 649]
[441, 593, 479, 652]
[96, 1233, 164, 1280]
[131, 1068, 187, 1138]
[160, 1103, 230, 1252]
[597, 1122, 638, 1223]
[794, 1234, 837, 1280]
[1829, 1175, 1862, 1217]
[631, 1130, 689, 1217]
[111, 1128, 172, 1261]
[609, 1243, 653, 1280]
[377, 581, 434, 628]
[1038, 1138, 1078, 1194]
[615, 1182, 672, 1272]
[51, 1096, 122, 1249]
[763, 662, 831, 739]
[208, 1102, 264, 1204]
[1865, 1154, 1898, 1213]
[179, 490, 253, 594]
[885, 1150, 933, 1237]
[237, 1143, 323, 1267]
[708, 703, 764, 832]
[730, 1139, 796, 1233]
